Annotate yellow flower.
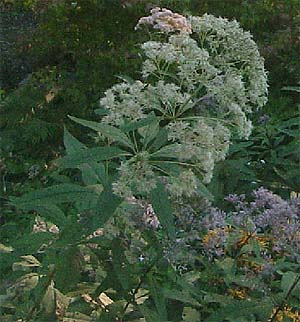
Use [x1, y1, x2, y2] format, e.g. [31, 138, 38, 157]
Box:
[228, 288, 247, 299]
[202, 229, 219, 245]
[268, 306, 300, 322]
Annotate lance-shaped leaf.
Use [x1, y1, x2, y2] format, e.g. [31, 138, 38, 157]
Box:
[150, 127, 168, 151]
[11, 184, 98, 207]
[90, 183, 122, 230]
[68, 115, 134, 149]
[57, 146, 130, 168]
[142, 119, 160, 148]
[80, 162, 106, 185]
[12, 255, 41, 271]
[63, 127, 86, 154]
[151, 143, 182, 159]
[196, 179, 214, 201]
[120, 113, 157, 132]
[150, 182, 175, 239]
[147, 276, 168, 321]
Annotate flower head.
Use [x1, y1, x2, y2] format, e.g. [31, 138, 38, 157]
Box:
[135, 7, 192, 34]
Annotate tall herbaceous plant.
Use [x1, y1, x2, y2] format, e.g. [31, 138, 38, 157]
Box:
[96, 7, 268, 199]
[5, 7, 270, 321]
[11, 7, 268, 238]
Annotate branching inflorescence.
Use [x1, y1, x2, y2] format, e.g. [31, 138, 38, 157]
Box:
[99, 7, 268, 198]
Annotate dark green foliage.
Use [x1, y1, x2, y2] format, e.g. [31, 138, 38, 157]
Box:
[150, 182, 175, 239]
[209, 91, 300, 205]
[1, 1, 300, 321]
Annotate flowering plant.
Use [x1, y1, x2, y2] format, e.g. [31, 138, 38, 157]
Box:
[81, 7, 268, 200]
[3, 8, 275, 322]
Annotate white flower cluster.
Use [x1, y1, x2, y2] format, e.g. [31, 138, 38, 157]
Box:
[112, 152, 156, 198]
[167, 169, 198, 198]
[139, 12, 268, 138]
[98, 9, 268, 198]
[167, 120, 230, 183]
[100, 81, 148, 126]
[135, 7, 192, 34]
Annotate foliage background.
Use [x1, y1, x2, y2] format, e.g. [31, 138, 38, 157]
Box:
[0, 1, 300, 321]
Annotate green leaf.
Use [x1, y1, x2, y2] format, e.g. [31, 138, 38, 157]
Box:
[163, 289, 199, 307]
[79, 162, 106, 185]
[111, 239, 134, 292]
[81, 180, 122, 236]
[12, 255, 41, 271]
[68, 115, 134, 149]
[11, 184, 97, 206]
[41, 282, 56, 315]
[143, 120, 160, 148]
[94, 107, 109, 116]
[150, 182, 175, 239]
[120, 113, 157, 132]
[151, 143, 181, 159]
[148, 277, 168, 321]
[11, 184, 93, 204]
[279, 116, 300, 128]
[139, 304, 161, 322]
[205, 299, 273, 321]
[281, 271, 300, 297]
[63, 127, 86, 154]
[196, 180, 214, 201]
[57, 146, 130, 168]
[21, 202, 66, 226]
[182, 307, 201, 321]
[54, 246, 83, 292]
[150, 127, 169, 151]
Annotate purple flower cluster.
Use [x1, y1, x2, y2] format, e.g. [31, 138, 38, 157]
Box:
[135, 7, 192, 34]
[205, 188, 300, 259]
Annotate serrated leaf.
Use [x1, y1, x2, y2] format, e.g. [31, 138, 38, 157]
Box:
[112, 239, 132, 292]
[68, 115, 134, 149]
[13, 273, 39, 291]
[64, 127, 86, 155]
[281, 271, 300, 297]
[151, 143, 181, 159]
[148, 277, 167, 321]
[163, 289, 199, 307]
[57, 146, 130, 168]
[79, 162, 106, 185]
[55, 246, 83, 292]
[150, 182, 175, 239]
[23, 202, 66, 226]
[92, 183, 122, 229]
[120, 113, 157, 132]
[11, 184, 97, 206]
[94, 107, 109, 116]
[282, 86, 300, 93]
